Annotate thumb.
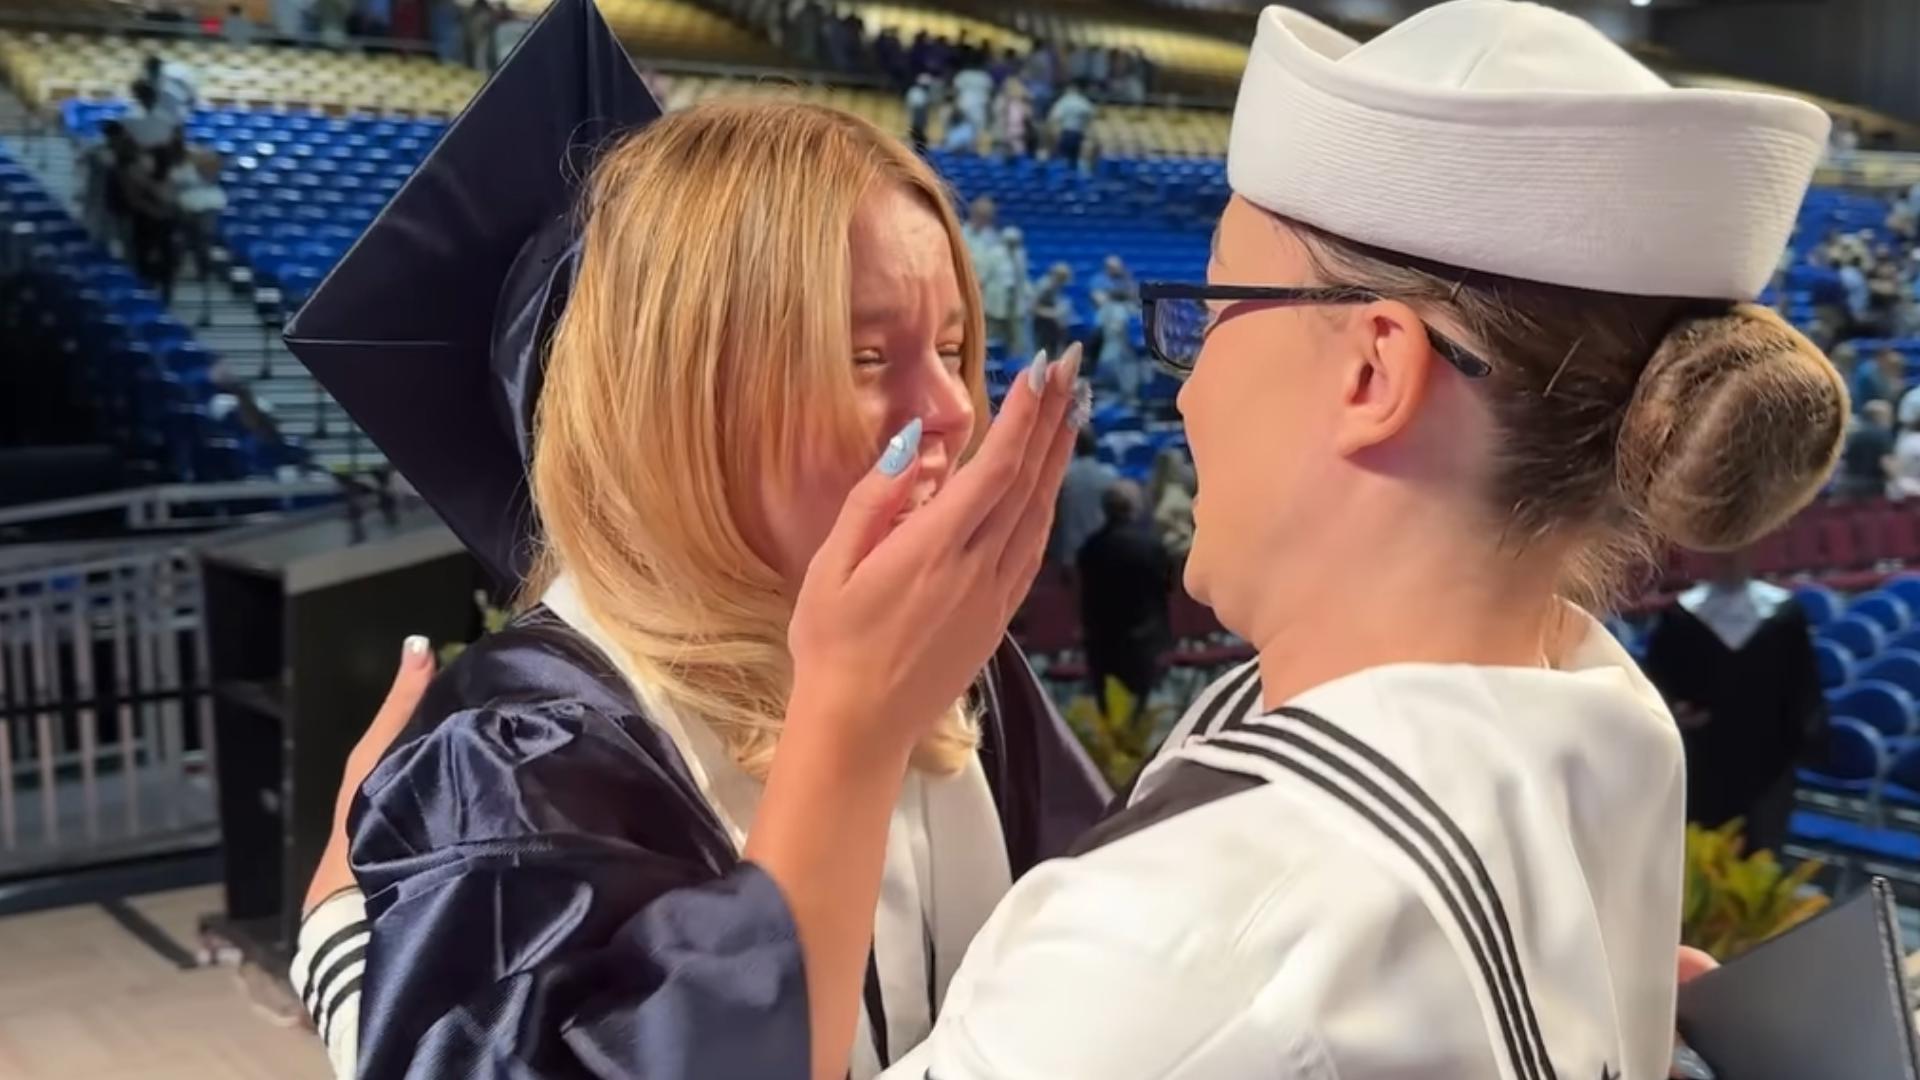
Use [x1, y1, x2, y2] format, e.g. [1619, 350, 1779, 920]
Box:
[815, 417, 924, 581]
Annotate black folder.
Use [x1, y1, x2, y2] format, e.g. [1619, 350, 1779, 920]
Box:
[1677, 877, 1920, 1080]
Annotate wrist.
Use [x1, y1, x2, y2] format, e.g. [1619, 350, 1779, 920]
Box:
[785, 678, 915, 770]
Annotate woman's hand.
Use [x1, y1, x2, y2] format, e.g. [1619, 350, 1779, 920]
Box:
[786, 344, 1085, 757]
[1671, 946, 1720, 1079]
[302, 636, 436, 915]
[755, 345, 1084, 1080]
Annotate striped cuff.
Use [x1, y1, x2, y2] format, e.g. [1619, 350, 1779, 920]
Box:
[290, 887, 368, 1079]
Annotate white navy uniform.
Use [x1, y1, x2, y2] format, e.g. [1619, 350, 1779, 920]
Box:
[884, 608, 1684, 1079]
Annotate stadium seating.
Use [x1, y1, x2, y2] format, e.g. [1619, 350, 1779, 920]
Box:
[0, 29, 483, 113]
[0, 144, 298, 481]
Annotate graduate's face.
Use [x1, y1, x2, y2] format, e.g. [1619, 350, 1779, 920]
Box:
[1176, 197, 1349, 626]
[755, 182, 976, 583]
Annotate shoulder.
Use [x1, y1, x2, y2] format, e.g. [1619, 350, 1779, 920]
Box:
[353, 612, 713, 859]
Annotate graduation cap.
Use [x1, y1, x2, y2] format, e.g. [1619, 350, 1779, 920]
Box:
[284, 0, 661, 588]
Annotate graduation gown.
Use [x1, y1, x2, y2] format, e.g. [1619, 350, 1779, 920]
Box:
[882, 609, 1686, 1080]
[1639, 582, 1826, 853]
[346, 604, 1106, 1079]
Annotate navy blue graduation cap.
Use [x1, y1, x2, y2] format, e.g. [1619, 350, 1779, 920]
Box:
[283, 0, 661, 588]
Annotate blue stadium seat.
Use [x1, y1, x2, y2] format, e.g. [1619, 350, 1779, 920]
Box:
[1848, 593, 1912, 635]
[1793, 583, 1842, 627]
[1883, 574, 1920, 614]
[1815, 639, 1856, 691]
[1861, 649, 1920, 699]
[1796, 717, 1888, 798]
[1830, 679, 1918, 740]
[1820, 614, 1887, 662]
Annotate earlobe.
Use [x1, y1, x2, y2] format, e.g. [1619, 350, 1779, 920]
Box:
[1332, 301, 1432, 456]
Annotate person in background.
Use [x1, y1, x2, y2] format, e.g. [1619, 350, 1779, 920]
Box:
[1640, 546, 1826, 856]
[121, 78, 182, 151]
[1031, 261, 1075, 358]
[904, 72, 932, 152]
[1088, 253, 1137, 305]
[1094, 288, 1139, 399]
[1047, 427, 1117, 577]
[223, 2, 259, 42]
[959, 194, 999, 266]
[1890, 407, 1920, 501]
[1145, 447, 1195, 562]
[79, 120, 126, 247]
[1047, 79, 1095, 166]
[1077, 478, 1174, 716]
[271, 0, 312, 39]
[465, 0, 501, 69]
[1001, 225, 1033, 358]
[1838, 398, 1896, 500]
[941, 108, 977, 153]
[975, 224, 1017, 351]
[1852, 346, 1905, 413]
[952, 60, 994, 140]
[115, 131, 180, 301]
[994, 75, 1031, 158]
[164, 132, 226, 282]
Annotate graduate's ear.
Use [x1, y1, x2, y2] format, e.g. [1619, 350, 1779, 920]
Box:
[1330, 299, 1435, 456]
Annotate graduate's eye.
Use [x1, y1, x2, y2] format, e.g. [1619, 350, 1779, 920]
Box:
[853, 349, 885, 370]
[937, 345, 964, 370]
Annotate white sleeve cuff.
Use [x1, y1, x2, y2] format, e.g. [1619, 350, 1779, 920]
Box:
[289, 887, 368, 1079]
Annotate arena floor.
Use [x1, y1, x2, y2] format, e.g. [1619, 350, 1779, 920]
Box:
[0, 885, 329, 1079]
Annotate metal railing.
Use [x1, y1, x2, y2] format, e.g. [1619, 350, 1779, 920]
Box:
[0, 479, 348, 877]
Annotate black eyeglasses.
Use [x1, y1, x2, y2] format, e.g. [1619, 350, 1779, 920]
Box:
[1139, 282, 1493, 380]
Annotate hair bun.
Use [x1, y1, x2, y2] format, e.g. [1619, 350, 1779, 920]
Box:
[1616, 303, 1848, 552]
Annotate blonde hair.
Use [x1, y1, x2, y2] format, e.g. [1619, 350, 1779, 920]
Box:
[527, 100, 988, 778]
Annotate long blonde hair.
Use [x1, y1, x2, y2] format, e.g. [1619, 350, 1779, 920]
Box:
[527, 99, 989, 778]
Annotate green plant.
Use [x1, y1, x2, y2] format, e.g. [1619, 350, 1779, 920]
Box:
[1061, 677, 1171, 789]
[437, 590, 511, 665]
[1681, 819, 1828, 962]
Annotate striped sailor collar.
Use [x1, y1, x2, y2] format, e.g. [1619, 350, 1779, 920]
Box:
[1137, 606, 1675, 807]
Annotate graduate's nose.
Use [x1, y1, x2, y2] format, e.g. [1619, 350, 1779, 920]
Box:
[913, 359, 976, 447]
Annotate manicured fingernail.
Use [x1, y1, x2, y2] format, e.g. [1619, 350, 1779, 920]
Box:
[878, 417, 922, 476]
[402, 635, 430, 668]
[1025, 349, 1048, 393]
[1671, 1044, 1715, 1080]
[1069, 381, 1093, 429]
[1054, 342, 1084, 383]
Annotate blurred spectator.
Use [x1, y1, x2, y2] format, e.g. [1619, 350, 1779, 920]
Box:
[1094, 289, 1139, 398]
[1021, 39, 1056, 100]
[1852, 347, 1905, 413]
[273, 0, 312, 39]
[790, 0, 822, 65]
[989, 47, 1018, 86]
[952, 61, 994, 138]
[143, 55, 195, 117]
[165, 134, 226, 282]
[1147, 449, 1195, 562]
[1892, 409, 1920, 501]
[909, 30, 933, 78]
[79, 121, 127, 249]
[941, 108, 978, 153]
[994, 76, 1032, 158]
[1048, 81, 1096, 165]
[355, 0, 393, 36]
[115, 136, 180, 301]
[313, 0, 354, 45]
[1001, 226, 1033, 357]
[465, 0, 502, 69]
[1032, 262, 1076, 356]
[960, 196, 1000, 264]
[904, 73, 933, 152]
[976, 228, 1018, 351]
[1640, 547, 1825, 856]
[1048, 428, 1117, 574]
[209, 361, 284, 447]
[1077, 478, 1174, 715]
[223, 3, 259, 42]
[874, 29, 907, 86]
[1838, 399, 1896, 500]
[1088, 254, 1137, 305]
[121, 79, 182, 151]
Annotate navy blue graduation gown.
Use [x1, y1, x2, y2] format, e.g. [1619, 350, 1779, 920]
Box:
[348, 605, 1108, 1079]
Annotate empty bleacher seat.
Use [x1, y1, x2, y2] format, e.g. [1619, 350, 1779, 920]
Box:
[1860, 649, 1920, 699]
[1820, 614, 1887, 663]
[1793, 583, 1842, 626]
[1830, 679, 1919, 741]
[1796, 717, 1887, 800]
[1815, 639, 1856, 692]
[1848, 592, 1913, 635]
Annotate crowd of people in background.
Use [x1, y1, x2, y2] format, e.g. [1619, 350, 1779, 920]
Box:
[79, 56, 227, 304]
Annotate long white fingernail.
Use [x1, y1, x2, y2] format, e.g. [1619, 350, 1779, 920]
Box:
[1026, 349, 1048, 393]
[402, 635, 430, 668]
